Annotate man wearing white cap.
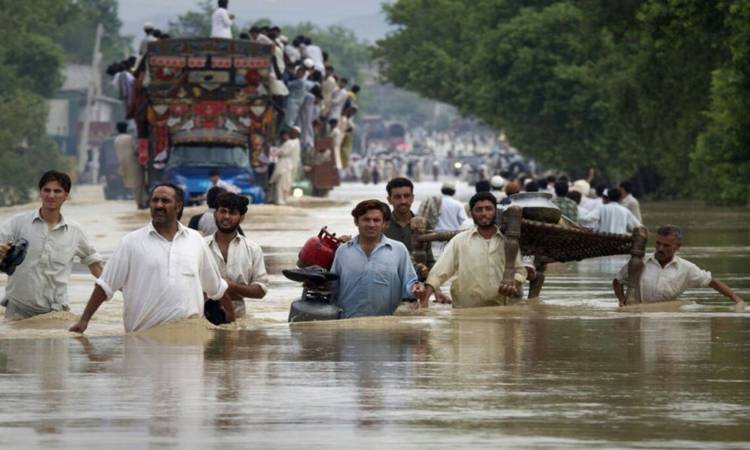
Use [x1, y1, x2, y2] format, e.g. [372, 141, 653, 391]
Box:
[571, 179, 599, 228]
[139, 22, 157, 55]
[490, 175, 507, 203]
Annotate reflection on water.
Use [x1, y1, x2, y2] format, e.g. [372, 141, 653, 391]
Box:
[0, 315, 747, 448]
[0, 196, 748, 448]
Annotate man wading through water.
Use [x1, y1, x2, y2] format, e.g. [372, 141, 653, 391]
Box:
[331, 199, 425, 318]
[70, 184, 233, 333]
[0, 171, 103, 320]
[423, 192, 527, 308]
[204, 192, 268, 324]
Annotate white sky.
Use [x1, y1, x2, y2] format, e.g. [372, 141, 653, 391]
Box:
[118, 0, 387, 31]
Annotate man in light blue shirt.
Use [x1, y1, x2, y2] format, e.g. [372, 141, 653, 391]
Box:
[331, 199, 424, 318]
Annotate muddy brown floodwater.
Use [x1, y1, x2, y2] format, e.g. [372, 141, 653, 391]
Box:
[0, 182, 748, 449]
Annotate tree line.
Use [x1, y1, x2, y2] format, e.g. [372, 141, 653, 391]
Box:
[375, 0, 750, 205]
[0, 0, 129, 205]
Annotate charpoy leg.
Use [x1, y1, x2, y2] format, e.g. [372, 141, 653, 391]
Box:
[502, 206, 523, 296]
[624, 226, 648, 305]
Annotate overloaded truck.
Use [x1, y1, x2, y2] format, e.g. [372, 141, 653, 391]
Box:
[131, 37, 338, 206]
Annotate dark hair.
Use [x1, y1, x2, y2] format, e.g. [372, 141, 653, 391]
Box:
[249, 26, 261, 33]
[524, 180, 539, 192]
[127, 56, 137, 66]
[328, 118, 338, 127]
[620, 180, 634, 194]
[554, 181, 569, 197]
[351, 84, 360, 93]
[303, 37, 312, 45]
[606, 186, 622, 202]
[150, 183, 185, 220]
[657, 224, 683, 243]
[216, 192, 249, 215]
[339, 77, 348, 86]
[271, 26, 281, 32]
[546, 175, 557, 183]
[595, 184, 606, 197]
[38, 170, 72, 193]
[469, 192, 497, 210]
[351, 199, 390, 222]
[209, 169, 221, 177]
[116, 122, 128, 133]
[218, 0, 228, 8]
[475, 180, 491, 193]
[567, 191, 582, 204]
[441, 187, 456, 196]
[239, 32, 250, 40]
[207, 186, 227, 209]
[386, 177, 414, 196]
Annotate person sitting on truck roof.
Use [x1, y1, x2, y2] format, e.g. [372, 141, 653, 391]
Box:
[211, 0, 234, 39]
[249, 26, 274, 45]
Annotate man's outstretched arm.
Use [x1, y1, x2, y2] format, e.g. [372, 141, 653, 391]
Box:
[69, 285, 108, 333]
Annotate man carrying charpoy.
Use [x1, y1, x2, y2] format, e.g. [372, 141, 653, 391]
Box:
[422, 192, 527, 308]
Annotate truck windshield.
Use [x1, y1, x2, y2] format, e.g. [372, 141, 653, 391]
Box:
[168, 145, 249, 168]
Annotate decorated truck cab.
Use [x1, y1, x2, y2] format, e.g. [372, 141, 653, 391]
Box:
[134, 38, 277, 205]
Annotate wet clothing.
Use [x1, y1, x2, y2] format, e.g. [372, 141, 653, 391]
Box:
[584, 203, 640, 234]
[206, 233, 268, 318]
[211, 8, 232, 39]
[620, 194, 642, 223]
[0, 210, 101, 319]
[385, 211, 436, 271]
[197, 209, 217, 237]
[616, 255, 712, 303]
[426, 226, 527, 308]
[96, 222, 227, 332]
[331, 235, 418, 318]
[551, 196, 578, 224]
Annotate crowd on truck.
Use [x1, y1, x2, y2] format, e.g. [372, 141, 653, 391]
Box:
[102, 0, 360, 207]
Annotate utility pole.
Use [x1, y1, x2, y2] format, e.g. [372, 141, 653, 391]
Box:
[78, 23, 104, 182]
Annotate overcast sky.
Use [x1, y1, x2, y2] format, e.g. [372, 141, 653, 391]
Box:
[118, 0, 390, 41]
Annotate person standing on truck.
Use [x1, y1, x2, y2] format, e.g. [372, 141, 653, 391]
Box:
[210, 0, 234, 39]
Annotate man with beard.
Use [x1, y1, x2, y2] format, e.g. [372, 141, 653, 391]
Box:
[613, 224, 744, 307]
[331, 199, 425, 318]
[69, 184, 233, 333]
[422, 192, 527, 308]
[204, 193, 268, 324]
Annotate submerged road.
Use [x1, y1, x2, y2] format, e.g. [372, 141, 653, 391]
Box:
[0, 182, 748, 449]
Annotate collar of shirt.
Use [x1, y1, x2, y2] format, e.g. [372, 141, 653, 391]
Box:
[32, 209, 68, 231]
[389, 210, 415, 229]
[146, 221, 190, 242]
[206, 231, 244, 247]
[346, 234, 393, 254]
[646, 254, 681, 270]
[469, 225, 502, 238]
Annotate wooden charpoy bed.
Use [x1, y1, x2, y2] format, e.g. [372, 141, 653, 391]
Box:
[410, 206, 649, 305]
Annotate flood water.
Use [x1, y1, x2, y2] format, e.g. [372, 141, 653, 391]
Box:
[0, 182, 748, 449]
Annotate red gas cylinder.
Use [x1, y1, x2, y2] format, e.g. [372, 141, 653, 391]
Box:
[297, 227, 343, 270]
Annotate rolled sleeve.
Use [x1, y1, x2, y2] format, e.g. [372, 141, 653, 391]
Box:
[249, 245, 269, 295]
[76, 230, 103, 266]
[425, 237, 458, 289]
[398, 246, 419, 299]
[199, 241, 229, 300]
[686, 263, 712, 288]
[97, 242, 130, 301]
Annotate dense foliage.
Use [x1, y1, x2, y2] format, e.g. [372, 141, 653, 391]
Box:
[0, 0, 128, 205]
[375, 0, 750, 204]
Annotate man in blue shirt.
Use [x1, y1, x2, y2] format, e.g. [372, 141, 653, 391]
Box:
[331, 199, 425, 318]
